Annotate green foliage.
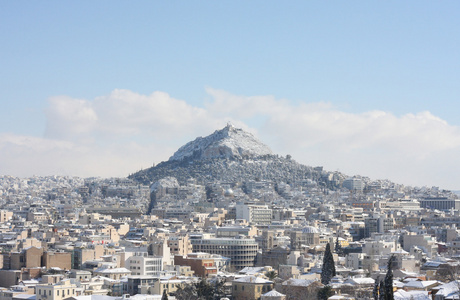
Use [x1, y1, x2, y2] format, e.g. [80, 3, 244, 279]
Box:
[379, 280, 385, 300]
[373, 278, 379, 300]
[195, 278, 214, 299]
[335, 237, 344, 256]
[317, 285, 334, 300]
[384, 255, 395, 300]
[265, 270, 278, 281]
[321, 243, 336, 285]
[174, 284, 197, 300]
[372, 256, 395, 300]
[161, 289, 168, 300]
[174, 278, 225, 300]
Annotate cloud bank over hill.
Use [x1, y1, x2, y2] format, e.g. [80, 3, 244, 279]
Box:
[1, 88, 459, 189]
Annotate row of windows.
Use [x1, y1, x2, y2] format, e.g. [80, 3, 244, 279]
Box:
[234, 284, 270, 293]
[38, 289, 75, 296]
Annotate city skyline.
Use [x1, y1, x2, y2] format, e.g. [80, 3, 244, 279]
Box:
[1, 2, 460, 189]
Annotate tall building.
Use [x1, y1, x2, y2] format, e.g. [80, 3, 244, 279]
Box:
[168, 235, 193, 256]
[364, 214, 395, 237]
[343, 177, 364, 192]
[125, 253, 163, 276]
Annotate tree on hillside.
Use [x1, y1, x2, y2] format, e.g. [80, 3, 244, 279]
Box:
[321, 243, 336, 285]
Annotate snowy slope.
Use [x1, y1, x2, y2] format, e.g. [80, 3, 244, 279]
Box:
[169, 124, 273, 161]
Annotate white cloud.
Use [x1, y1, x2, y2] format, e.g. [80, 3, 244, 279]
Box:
[204, 88, 460, 189]
[45, 89, 220, 141]
[45, 96, 98, 140]
[2, 88, 460, 189]
[1, 89, 234, 178]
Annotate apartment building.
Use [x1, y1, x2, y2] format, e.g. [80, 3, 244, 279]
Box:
[236, 203, 272, 225]
[125, 253, 163, 276]
[36, 280, 78, 300]
[191, 236, 258, 271]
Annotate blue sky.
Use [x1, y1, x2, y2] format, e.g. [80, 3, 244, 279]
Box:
[1, 2, 460, 189]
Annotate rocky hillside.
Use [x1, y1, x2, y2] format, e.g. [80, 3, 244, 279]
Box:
[129, 125, 342, 188]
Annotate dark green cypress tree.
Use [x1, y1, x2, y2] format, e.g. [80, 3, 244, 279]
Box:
[317, 285, 334, 300]
[161, 289, 168, 300]
[372, 277, 379, 300]
[379, 280, 385, 300]
[321, 243, 336, 284]
[335, 237, 343, 256]
[384, 255, 395, 300]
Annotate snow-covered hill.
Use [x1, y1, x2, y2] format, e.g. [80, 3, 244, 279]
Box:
[129, 125, 342, 189]
[169, 124, 272, 161]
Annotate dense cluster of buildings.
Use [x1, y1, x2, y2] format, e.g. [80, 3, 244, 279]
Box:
[1, 174, 460, 300]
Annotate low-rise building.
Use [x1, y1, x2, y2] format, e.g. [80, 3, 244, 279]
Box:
[232, 276, 273, 300]
[36, 279, 78, 300]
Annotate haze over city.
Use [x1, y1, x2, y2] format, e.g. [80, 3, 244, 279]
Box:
[1, 2, 460, 189]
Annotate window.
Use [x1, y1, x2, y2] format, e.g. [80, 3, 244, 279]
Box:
[57, 291, 59, 296]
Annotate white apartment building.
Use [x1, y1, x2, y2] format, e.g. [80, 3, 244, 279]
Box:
[126, 252, 163, 276]
[236, 203, 272, 225]
[362, 240, 397, 256]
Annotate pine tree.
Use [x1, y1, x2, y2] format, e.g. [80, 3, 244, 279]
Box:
[321, 243, 336, 285]
[174, 284, 197, 300]
[384, 255, 395, 300]
[195, 278, 214, 299]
